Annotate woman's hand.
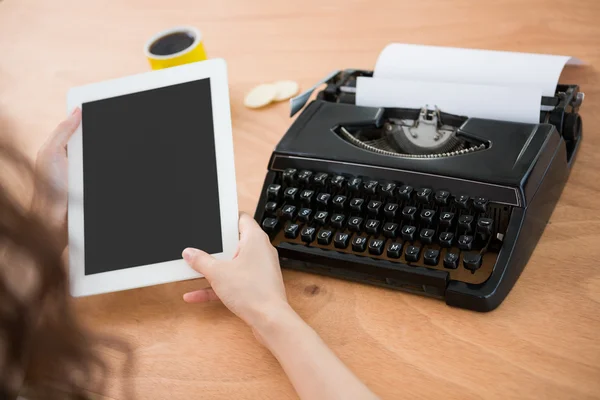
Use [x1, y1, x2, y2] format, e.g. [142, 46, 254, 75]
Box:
[32, 108, 81, 247]
[182, 213, 291, 334]
[183, 213, 380, 400]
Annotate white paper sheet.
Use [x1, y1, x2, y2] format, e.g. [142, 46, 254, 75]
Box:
[373, 44, 581, 96]
[356, 77, 542, 124]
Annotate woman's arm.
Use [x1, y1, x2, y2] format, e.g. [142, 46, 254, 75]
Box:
[182, 214, 379, 400]
[256, 303, 379, 400]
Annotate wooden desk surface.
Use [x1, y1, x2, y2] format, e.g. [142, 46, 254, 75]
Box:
[1, 0, 599, 398]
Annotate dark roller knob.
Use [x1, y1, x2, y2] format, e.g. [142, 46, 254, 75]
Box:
[563, 112, 582, 142]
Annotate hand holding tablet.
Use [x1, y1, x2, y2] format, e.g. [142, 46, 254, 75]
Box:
[67, 59, 239, 297]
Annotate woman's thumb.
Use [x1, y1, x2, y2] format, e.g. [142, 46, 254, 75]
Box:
[182, 248, 217, 279]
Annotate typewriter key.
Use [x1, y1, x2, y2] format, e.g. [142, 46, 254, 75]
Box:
[463, 252, 483, 272]
[439, 232, 454, 248]
[351, 236, 367, 252]
[443, 252, 459, 269]
[398, 185, 413, 200]
[424, 249, 440, 266]
[386, 242, 403, 258]
[384, 203, 399, 218]
[301, 226, 316, 242]
[262, 218, 278, 232]
[284, 223, 300, 239]
[317, 229, 333, 245]
[405, 246, 421, 262]
[365, 219, 381, 234]
[368, 239, 385, 255]
[334, 232, 351, 249]
[383, 222, 399, 238]
[332, 195, 347, 209]
[458, 235, 474, 250]
[330, 214, 346, 228]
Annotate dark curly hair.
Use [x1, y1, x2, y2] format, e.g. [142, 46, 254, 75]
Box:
[0, 138, 132, 399]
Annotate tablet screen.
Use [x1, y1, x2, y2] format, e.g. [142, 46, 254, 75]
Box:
[81, 78, 223, 275]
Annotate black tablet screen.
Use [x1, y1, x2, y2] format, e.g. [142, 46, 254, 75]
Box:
[81, 78, 223, 275]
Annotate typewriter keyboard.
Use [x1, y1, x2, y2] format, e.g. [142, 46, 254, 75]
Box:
[260, 168, 512, 284]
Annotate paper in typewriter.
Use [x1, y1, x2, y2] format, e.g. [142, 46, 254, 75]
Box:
[356, 44, 581, 124]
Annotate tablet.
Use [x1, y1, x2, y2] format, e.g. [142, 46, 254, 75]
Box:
[67, 59, 238, 297]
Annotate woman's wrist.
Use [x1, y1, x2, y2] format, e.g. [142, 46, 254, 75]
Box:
[250, 301, 303, 348]
[30, 193, 68, 251]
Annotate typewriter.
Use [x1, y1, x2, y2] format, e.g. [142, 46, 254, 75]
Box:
[254, 69, 584, 311]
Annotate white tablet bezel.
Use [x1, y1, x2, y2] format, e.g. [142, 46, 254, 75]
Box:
[67, 59, 238, 297]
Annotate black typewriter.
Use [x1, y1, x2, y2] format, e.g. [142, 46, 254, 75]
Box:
[254, 69, 584, 312]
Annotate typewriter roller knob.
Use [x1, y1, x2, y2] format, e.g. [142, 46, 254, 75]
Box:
[563, 112, 582, 142]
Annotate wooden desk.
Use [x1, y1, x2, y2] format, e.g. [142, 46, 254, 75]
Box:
[1, 0, 599, 398]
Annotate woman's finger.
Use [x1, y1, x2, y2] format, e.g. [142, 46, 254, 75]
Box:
[238, 212, 257, 239]
[182, 247, 218, 280]
[45, 108, 82, 151]
[183, 288, 220, 303]
[237, 212, 269, 252]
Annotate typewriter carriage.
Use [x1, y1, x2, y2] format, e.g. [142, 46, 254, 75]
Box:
[310, 70, 583, 163]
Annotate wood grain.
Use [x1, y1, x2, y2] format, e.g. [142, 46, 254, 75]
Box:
[1, 0, 599, 398]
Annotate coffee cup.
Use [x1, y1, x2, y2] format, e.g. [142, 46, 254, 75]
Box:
[144, 26, 207, 70]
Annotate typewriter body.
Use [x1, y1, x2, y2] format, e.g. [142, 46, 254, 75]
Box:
[254, 70, 583, 312]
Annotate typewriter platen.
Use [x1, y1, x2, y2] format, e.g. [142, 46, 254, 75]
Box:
[254, 70, 584, 312]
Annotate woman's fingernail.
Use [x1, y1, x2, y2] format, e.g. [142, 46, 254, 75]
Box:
[182, 248, 198, 262]
[71, 107, 78, 115]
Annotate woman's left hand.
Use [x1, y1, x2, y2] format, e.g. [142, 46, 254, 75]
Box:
[32, 108, 81, 247]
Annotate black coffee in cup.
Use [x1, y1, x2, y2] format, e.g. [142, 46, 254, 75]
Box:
[149, 32, 195, 56]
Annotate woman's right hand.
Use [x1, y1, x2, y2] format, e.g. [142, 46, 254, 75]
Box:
[183, 213, 380, 400]
[182, 213, 291, 333]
